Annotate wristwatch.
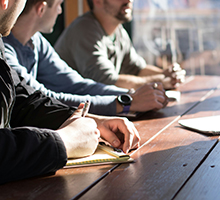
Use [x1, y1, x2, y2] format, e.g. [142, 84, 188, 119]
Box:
[117, 94, 133, 113]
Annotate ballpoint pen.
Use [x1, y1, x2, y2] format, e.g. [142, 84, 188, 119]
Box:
[81, 100, 90, 117]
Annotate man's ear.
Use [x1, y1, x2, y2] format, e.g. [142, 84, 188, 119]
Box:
[35, 1, 47, 17]
[0, 0, 9, 10]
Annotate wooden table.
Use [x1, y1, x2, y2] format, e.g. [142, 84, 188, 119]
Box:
[1, 75, 220, 200]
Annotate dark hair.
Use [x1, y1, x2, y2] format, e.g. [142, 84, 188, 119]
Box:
[21, 0, 55, 15]
[87, 0, 94, 10]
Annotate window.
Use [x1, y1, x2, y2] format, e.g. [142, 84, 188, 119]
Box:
[132, 0, 220, 75]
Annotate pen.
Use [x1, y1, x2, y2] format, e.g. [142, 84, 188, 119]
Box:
[81, 100, 90, 117]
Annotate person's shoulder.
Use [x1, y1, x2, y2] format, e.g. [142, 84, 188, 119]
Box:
[58, 11, 104, 44]
[33, 32, 46, 41]
[73, 12, 96, 25]
[31, 32, 44, 44]
[68, 12, 101, 33]
[3, 33, 22, 54]
[33, 32, 51, 45]
[3, 33, 17, 45]
[32, 32, 53, 54]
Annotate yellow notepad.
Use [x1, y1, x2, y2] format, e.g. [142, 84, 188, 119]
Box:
[64, 142, 134, 168]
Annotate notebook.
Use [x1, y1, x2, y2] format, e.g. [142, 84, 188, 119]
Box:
[178, 115, 220, 136]
[64, 142, 134, 168]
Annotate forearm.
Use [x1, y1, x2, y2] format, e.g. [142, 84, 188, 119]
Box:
[115, 74, 165, 90]
[114, 63, 164, 90]
[115, 74, 146, 90]
[11, 78, 75, 129]
[138, 65, 163, 76]
[138, 66, 166, 83]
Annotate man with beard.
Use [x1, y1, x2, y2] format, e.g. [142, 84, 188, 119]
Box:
[0, 0, 141, 184]
[55, 0, 186, 90]
[3, 0, 169, 117]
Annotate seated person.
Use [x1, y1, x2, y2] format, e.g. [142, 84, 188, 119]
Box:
[54, 0, 186, 90]
[0, 0, 140, 184]
[3, 0, 168, 117]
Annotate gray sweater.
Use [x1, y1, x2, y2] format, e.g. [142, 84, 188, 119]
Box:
[55, 11, 147, 85]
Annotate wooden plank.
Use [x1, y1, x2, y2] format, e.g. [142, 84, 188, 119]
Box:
[64, 0, 78, 27]
[173, 87, 220, 200]
[174, 139, 220, 200]
[64, 0, 89, 27]
[78, 79, 220, 200]
[79, 127, 219, 199]
[134, 76, 220, 146]
[83, 0, 89, 13]
[0, 76, 219, 200]
[0, 165, 118, 200]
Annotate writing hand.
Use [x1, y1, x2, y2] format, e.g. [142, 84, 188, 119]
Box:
[57, 103, 100, 158]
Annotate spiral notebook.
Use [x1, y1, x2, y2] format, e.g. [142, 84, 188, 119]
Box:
[178, 115, 220, 136]
[64, 142, 134, 168]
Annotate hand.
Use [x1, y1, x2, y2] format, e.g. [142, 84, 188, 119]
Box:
[57, 103, 100, 158]
[130, 82, 168, 112]
[88, 114, 140, 153]
[163, 63, 186, 89]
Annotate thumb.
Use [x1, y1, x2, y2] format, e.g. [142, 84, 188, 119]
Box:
[72, 102, 85, 117]
[58, 103, 85, 129]
[78, 102, 84, 109]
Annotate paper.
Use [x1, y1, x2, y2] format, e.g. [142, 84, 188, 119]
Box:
[178, 115, 220, 136]
[65, 142, 134, 168]
[166, 90, 181, 101]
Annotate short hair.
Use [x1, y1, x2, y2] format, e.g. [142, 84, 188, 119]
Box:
[21, 0, 55, 15]
[87, 0, 94, 10]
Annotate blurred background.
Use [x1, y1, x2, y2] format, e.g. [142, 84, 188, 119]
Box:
[132, 0, 220, 76]
[47, 0, 220, 76]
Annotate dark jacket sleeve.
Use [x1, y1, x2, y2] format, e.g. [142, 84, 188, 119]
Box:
[10, 68, 76, 130]
[0, 127, 67, 184]
[0, 55, 72, 184]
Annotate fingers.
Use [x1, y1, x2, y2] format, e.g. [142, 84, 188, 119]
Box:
[59, 102, 86, 129]
[164, 63, 186, 85]
[150, 82, 168, 108]
[172, 62, 182, 72]
[130, 83, 168, 111]
[122, 120, 140, 153]
[101, 128, 122, 149]
[72, 102, 85, 117]
[150, 82, 164, 91]
[99, 118, 140, 153]
[95, 128, 101, 139]
[72, 101, 92, 118]
[153, 93, 168, 109]
[171, 67, 186, 81]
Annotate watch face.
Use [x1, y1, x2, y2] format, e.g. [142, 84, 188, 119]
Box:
[118, 94, 132, 105]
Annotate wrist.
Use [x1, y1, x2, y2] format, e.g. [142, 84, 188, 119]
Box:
[116, 100, 123, 113]
[127, 88, 135, 94]
[117, 94, 133, 114]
